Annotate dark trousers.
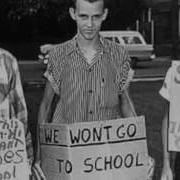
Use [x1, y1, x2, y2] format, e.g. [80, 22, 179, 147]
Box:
[175, 152, 180, 180]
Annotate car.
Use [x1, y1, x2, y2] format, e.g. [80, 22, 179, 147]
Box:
[100, 30, 156, 67]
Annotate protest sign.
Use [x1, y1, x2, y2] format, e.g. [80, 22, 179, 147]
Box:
[40, 116, 149, 180]
[0, 118, 30, 180]
[168, 61, 180, 151]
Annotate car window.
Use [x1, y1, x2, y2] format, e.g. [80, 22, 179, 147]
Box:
[122, 36, 142, 44]
[104, 36, 122, 44]
[104, 37, 113, 41]
[114, 37, 120, 43]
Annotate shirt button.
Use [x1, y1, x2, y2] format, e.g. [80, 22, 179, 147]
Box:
[89, 90, 93, 93]
[88, 68, 92, 72]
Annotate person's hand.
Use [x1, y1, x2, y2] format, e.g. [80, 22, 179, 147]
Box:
[40, 44, 54, 54]
[32, 161, 46, 180]
[38, 54, 49, 64]
[147, 156, 155, 180]
[38, 44, 54, 64]
[160, 163, 173, 180]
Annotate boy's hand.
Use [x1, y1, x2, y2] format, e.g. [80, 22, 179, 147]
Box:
[40, 44, 54, 54]
[32, 162, 46, 180]
[160, 163, 173, 180]
[38, 44, 54, 64]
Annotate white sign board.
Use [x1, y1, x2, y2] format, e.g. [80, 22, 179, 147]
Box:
[169, 61, 180, 151]
[40, 116, 149, 180]
[0, 118, 30, 180]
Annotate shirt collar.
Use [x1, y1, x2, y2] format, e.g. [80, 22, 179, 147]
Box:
[99, 35, 111, 53]
[65, 35, 110, 56]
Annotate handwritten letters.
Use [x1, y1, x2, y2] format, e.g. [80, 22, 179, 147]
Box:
[40, 116, 149, 180]
[0, 118, 29, 180]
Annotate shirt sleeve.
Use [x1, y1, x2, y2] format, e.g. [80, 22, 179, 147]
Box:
[118, 47, 134, 93]
[44, 47, 62, 95]
[159, 67, 172, 101]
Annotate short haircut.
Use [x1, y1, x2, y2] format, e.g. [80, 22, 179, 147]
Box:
[71, 0, 108, 9]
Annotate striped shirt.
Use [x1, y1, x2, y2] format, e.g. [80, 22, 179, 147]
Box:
[44, 36, 133, 124]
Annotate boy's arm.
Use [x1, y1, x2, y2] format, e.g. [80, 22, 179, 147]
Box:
[35, 80, 55, 162]
[33, 81, 55, 180]
[161, 101, 174, 180]
[162, 102, 170, 164]
[119, 89, 137, 117]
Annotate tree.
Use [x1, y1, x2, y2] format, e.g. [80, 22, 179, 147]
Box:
[0, 0, 148, 41]
[103, 0, 146, 30]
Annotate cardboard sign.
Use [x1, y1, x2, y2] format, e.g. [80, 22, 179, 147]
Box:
[40, 116, 149, 180]
[0, 118, 30, 180]
[168, 61, 180, 151]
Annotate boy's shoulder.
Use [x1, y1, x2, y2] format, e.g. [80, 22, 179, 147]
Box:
[50, 38, 76, 58]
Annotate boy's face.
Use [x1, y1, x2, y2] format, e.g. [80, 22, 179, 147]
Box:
[69, 0, 108, 41]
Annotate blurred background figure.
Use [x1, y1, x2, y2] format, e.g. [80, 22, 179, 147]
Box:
[38, 44, 54, 64]
[0, 47, 33, 174]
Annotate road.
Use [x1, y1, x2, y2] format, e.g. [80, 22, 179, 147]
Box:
[134, 57, 171, 78]
[19, 57, 171, 85]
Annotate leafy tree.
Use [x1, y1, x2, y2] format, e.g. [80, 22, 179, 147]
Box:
[0, 0, 148, 40]
[104, 0, 146, 30]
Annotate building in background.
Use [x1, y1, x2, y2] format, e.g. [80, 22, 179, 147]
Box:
[139, 0, 180, 57]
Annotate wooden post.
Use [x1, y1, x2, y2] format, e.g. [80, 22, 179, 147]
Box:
[148, 8, 152, 23]
[151, 20, 154, 45]
[136, 20, 139, 32]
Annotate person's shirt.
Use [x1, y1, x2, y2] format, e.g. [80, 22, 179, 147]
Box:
[44, 36, 134, 124]
[0, 48, 27, 125]
[159, 67, 172, 101]
[0, 48, 33, 162]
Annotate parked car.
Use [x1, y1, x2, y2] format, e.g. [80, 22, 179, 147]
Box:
[100, 30, 156, 67]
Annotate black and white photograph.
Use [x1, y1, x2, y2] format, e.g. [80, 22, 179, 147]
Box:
[0, 0, 179, 180]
